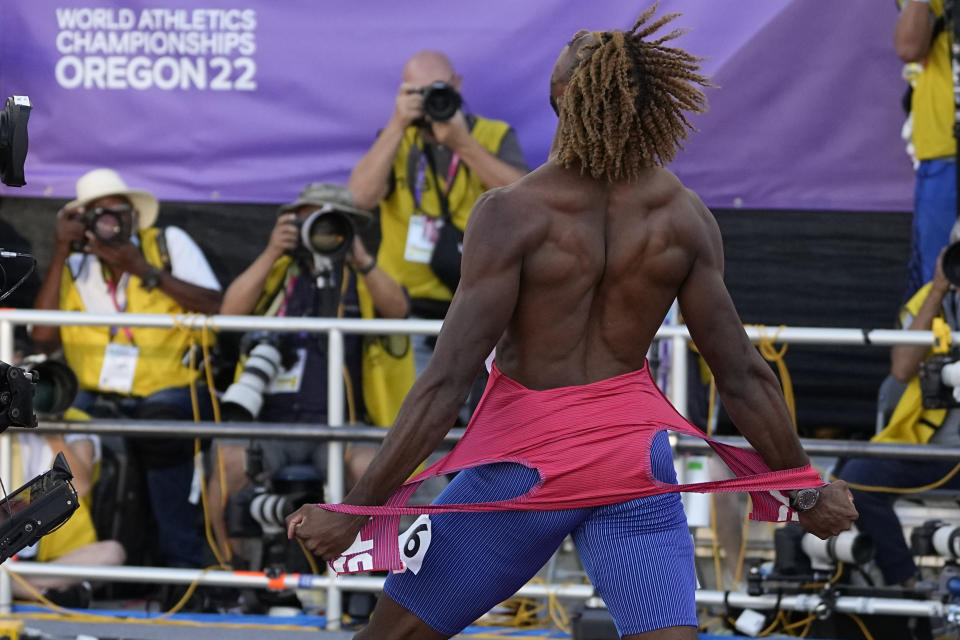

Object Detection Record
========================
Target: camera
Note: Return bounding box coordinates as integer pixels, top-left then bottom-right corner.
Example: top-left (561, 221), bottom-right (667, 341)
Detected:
top-left (912, 520), bottom-right (960, 559)
top-left (774, 523), bottom-right (874, 575)
top-left (0, 95), bottom-right (31, 187)
top-left (942, 241), bottom-right (960, 288)
top-left (290, 205), bottom-right (356, 260)
top-left (69, 205), bottom-right (134, 253)
top-left (0, 360), bottom-right (39, 430)
top-left (16, 355), bottom-right (78, 417)
top-left (418, 81), bottom-right (462, 123)
top-left (221, 332), bottom-right (297, 421)
top-left (225, 445), bottom-right (323, 573)
top-left (0, 452), bottom-right (80, 564)
top-left (918, 348), bottom-right (960, 409)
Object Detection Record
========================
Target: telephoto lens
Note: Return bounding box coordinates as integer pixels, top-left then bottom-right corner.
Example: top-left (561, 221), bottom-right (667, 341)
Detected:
top-left (298, 207), bottom-right (355, 259)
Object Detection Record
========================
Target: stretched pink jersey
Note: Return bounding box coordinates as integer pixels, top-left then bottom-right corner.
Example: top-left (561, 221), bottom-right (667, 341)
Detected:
top-left (322, 360), bottom-right (822, 573)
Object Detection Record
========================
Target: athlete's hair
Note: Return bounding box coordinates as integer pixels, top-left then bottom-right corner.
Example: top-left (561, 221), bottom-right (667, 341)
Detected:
top-left (555, 3), bottom-right (711, 181)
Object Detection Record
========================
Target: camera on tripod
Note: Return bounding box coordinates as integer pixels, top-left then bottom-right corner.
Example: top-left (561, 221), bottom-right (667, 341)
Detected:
top-left (0, 94), bottom-right (31, 187)
top-left (912, 519), bottom-right (960, 559)
top-left (221, 332), bottom-right (298, 421)
top-left (0, 361), bottom-right (80, 563)
top-left (919, 347), bottom-right (960, 409)
top-left (225, 444), bottom-right (323, 572)
top-left (774, 522), bottom-right (875, 576)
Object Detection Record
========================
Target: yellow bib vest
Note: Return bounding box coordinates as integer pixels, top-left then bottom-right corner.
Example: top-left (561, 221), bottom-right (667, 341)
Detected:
top-left (377, 117), bottom-right (511, 302)
top-left (874, 283), bottom-right (946, 444)
top-left (59, 228), bottom-right (205, 397)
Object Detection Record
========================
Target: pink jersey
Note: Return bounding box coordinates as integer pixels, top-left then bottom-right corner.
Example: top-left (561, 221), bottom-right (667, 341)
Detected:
top-left (321, 361), bottom-right (823, 573)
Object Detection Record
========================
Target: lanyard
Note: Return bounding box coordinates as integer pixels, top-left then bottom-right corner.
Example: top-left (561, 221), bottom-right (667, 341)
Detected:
top-left (413, 146), bottom-right (460, 212)
top-left (105, 278), bottom-right (135, 343)
top-left (276, 272), bottom-right (299, 318)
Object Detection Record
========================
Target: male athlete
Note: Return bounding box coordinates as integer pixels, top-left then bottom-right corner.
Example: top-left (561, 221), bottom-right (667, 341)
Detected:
top-left (288, 7), bottom-right (859, 639)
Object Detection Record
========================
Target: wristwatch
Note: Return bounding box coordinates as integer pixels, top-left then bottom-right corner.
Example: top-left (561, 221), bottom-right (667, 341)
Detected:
top-left (139, 266), bottom-right (164, 291)
top-left (788, 487), bottom-right (821, 512)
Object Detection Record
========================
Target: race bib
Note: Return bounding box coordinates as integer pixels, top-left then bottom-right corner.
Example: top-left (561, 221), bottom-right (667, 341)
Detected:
top-left (404, 214), bottom-right (442, 264)
top-left (98, 343), bottom-right (139, 394)
top-left (267, 348), bottom-right (307, 394)
top-left (329, 515), bottom-right (432, 575)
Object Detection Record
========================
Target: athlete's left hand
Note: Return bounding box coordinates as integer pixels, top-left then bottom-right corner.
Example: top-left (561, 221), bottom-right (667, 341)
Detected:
top-left (286, 505), bottom-right (369, 561)
top-left (797, 480), bottom-right (858, 540)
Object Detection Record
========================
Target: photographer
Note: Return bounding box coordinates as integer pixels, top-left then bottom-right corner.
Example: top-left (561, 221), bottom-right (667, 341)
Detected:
top-left (348, 50), bottom-right (527, 374)
top-left (210, 183), bottom-right (408, 562)
top-left (835, 220), bottom-right (960, 586)
top-left (896, 0), bottom-right (956, 299)
top-left (32, 168), bottom-right (222, 569)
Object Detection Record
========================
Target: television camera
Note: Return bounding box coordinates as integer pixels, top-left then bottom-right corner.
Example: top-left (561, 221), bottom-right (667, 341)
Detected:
top-left (0, 284), bottom-right (80, 564)
top-left (0, 95), bottom-right (30, 188)
top-left (0, 92), bottom-right (81, 561)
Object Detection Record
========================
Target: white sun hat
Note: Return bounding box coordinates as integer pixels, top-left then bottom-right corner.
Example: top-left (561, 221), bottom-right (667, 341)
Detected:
top-left (65, 168), bottom-right (160, 229)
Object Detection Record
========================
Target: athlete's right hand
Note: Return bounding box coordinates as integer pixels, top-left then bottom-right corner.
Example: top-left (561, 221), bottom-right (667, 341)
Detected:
top-left (286, 504), bottom-right (369, 561)
top-left (797, 480), bottom-right (858, 540)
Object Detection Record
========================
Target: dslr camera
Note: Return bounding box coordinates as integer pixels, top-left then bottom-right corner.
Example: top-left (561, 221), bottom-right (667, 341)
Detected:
top-left (68, 204), bottom-right (134, 253)
top-left (416, 81), bottom-right (462, 124)
top-left (919, 347), bottom-right (960, 409)
top-left (0, 95), bottom-right (31, 187)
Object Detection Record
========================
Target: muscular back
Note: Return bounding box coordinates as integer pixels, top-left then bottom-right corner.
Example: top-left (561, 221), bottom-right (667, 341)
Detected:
top-left (490, 161), bottom-right (710, 390)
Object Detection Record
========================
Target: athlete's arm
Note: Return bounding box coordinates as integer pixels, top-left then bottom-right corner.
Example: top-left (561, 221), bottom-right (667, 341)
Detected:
top-left (287, 189), bottom-right (531, 557)
top-left (677, 193), bottom-right (857, 539)
top-left (346, 189), bottom-right (525, 505)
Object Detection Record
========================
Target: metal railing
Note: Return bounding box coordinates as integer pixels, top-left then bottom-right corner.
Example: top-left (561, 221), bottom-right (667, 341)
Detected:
top-left (0, 308), bottom-right (947, 630)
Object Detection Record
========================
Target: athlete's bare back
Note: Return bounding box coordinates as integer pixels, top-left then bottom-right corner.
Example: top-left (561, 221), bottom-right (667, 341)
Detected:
top-left (493, 160), bottom-right (709, 389)
top-left (289, 18), bottom-right (858, 640)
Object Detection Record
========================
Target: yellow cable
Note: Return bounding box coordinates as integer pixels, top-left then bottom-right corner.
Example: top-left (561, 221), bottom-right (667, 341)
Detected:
top-left (847, 613), bottom-right (877, 640)
top-left (803, 561), bottom-right (844, 589)
top-left (753, 325), bottom-right (796, 428)
top-left (296, 538), bottom-right (320, 576)
top-left (197, 438), bottom-right (228, 568)
top-left (200, 317), bottom-right (221, 423)
top-left (757, 610), bottom-right (786, 637)
top-left (825, 460), bottom-right (960, 494)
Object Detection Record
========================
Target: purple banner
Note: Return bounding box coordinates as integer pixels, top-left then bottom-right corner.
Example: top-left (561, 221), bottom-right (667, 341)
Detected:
top-left (0, 1), bottom-right (912, 211)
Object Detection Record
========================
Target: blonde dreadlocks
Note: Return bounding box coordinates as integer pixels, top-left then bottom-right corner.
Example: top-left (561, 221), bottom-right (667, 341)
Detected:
top-left (555, 3), bottom-right (710, 182)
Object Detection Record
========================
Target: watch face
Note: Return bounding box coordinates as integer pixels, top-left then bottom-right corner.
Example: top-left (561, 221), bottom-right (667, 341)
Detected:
top-left (794, 488), bottom-right (819, 511)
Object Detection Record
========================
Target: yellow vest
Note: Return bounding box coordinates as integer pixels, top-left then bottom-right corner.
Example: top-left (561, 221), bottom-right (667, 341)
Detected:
top-left (903, 0), bottom-right (955, 159)
top-left (378, 117), bottom-right (511, 302)
top-left (60, 228), bottom-right (204, 397)
top-left (874, 283), bottom-right (946, 444)
top-left (357, 277), bottom-right (415, 427)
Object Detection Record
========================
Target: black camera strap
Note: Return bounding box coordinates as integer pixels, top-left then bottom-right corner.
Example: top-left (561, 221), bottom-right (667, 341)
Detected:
top-left (943, 290), bottom-right (960, 330)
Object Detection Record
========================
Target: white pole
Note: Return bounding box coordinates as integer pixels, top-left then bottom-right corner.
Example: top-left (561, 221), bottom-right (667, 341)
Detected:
top-left (4, 563), bottom-right (957, 620)
top-left (325, 328), bottom-right (345, 631)
top-left (0, 320), bottom-right (13, 614)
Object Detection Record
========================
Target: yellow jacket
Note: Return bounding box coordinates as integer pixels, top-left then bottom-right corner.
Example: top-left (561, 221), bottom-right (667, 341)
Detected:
top-left (59, 228), bottom-right (203, 397)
